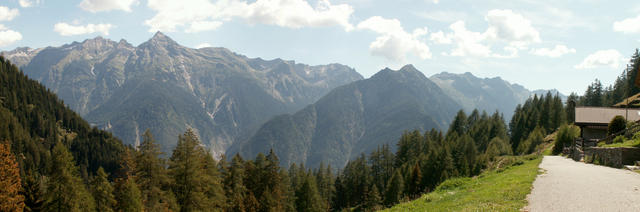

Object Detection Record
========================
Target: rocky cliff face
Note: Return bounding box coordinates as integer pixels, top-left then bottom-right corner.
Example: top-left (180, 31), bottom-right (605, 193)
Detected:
top-left (4, 32), bottom-right (363, 156)
top-left (230, 65), bottom-right (461, 168)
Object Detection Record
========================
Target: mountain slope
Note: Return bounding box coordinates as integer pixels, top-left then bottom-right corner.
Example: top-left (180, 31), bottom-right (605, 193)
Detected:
top-left (3, 32), bottom-right (363, 156)
top-left (229, 65), bottom-right (461, 168)
top-left (430, 72), bottom-right (564, 119)
top-left (0, 56), bottom-right (125, 176)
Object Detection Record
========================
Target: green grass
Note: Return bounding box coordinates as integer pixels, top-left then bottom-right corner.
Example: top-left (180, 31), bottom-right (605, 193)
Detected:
top-left (598, 139), bottom-right (640, 148)
top-left (382, 156), bottom-right (543, 212)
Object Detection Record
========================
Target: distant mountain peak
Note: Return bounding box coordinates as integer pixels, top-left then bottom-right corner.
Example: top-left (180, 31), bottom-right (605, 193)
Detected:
top-left (150, 31), bottom-right (171, 42)
top-left (400, 64), bottom-right (417, 72)
top-left (139, 31), bottom-right (180, 50)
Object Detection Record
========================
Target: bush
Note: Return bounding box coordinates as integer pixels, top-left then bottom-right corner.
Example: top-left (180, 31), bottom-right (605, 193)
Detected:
top-left (485, 137), bottom-right (512, 159)
top-left (552, 125), bottom-right (580, 155)
top-left (608, 115), bottom-right (627, 135)
top-left (435, 178), bottom-right (470, 191)
top-left (613, 135), bottom-right (625, 143)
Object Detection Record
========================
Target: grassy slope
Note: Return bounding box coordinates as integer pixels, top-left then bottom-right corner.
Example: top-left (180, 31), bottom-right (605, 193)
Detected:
top-left (383, 157), bottom-right (543, 212)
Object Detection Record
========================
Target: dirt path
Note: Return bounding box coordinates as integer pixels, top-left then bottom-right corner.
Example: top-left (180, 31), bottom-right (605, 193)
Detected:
top-left (526, 156), bottom-right (640, 211)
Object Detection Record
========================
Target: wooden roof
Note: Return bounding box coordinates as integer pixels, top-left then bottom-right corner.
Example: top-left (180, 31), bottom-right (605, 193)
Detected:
top-left (575, 106), bottom-right (640, 126)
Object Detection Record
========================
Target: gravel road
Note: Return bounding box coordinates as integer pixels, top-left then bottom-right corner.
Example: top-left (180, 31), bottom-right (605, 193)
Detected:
top-left (526, 156), bottom-right (640, 212)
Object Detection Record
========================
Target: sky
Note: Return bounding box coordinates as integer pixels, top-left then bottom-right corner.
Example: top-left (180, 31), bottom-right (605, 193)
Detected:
top-left (0, 0), bottom-right (639, 95)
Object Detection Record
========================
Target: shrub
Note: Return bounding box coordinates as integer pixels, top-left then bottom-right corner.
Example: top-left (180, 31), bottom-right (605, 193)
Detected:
top-left (608, 115), bottom-right (627, 135)
top-left (435, 178), bottom-right (470, 192)
top-left (613, 135), bottom-right (625, 143)
top-left (552, 125), bottom-right (580, 155)
top-left (485, 137), bottom-right (512, 159)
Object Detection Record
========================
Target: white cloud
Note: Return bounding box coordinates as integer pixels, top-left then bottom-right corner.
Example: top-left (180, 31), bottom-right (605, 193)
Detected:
top-left (0, 25), bottom-right (22, 46)
top-left (484, 9), bottom-right (540, 48)
top-left (79, 0), bottom-right (138, 13)
top-left (613, 15), bottom-right (640, 34)
top-left (429, 30), bottom-right (451, 44)
top-left (186, 21), bottom-right (223, 33)
top-left (0, 6), bottom-right (19, 21)
top-left (145, 0), bottom-right (354, 33)
top-left (530, 45), bottom-right (576, 58)
top-left (196, 43), bottom-right (212, 48)
top-left (357, 16), bottom-right (431, 61)
top-left (444, 21), bottom-right (491, 57)
top-left (432, 9), bottom-right (541, 58)
top-left (19, 0), bottom-right (40, 7)
top-left (53, 22), bottom-right (114, 36)
top-left (575, 50), bottom-right (624, 69)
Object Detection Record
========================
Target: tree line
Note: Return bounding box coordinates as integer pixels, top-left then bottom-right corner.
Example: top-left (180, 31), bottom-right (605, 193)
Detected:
top-left (0, 55), bottom-right (566, 211)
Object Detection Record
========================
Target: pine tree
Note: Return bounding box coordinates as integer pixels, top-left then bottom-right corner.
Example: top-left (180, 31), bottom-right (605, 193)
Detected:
top-left (114, 149), bottom-right (143, 212)
top-left (202, 151), bottom-right (227, 209)
top-left (114, 177), bottom-right (143, 212)
top-left (22, 172), bottom-right (45, 212)
top-left (44, 141), bottom-right (96, 212)
top-left (384, 170), bottom-right (404, 206)
top-left (91, 167), bottom-right (116, 212)
top-left (363, 184), bottom-right (382, 211)
top-left (225, 154), bottom-right (247, 212)
top-left (169, 129), bottom-right (225, 211)
top-left (135, 130), bottom-right (178, 211)
top-left (406, 163), bottom-right (422, 198)
top-left (295, 173), bottom-right (323, 212)
top-left (448, 110), bottom-right (468, 137)
top-left (0, 141), bottom-right (24, 211)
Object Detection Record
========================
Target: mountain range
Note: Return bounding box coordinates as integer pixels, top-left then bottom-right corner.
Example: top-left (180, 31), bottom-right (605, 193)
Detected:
top-left (2, 33), bottom-right (563, 166)
top-left (430, 72), bottom-right (565, 120)
top-left (2, 32), bottom-right (363, 156)
top-left (228, 65), bottom-right (460, 168)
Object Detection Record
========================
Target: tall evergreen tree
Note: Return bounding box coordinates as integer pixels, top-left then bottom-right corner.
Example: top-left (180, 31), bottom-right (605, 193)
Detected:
top-left (225, 154), bottom-right (248, 212)
top-left (114, 149), bottom-right (143, 212)
top-left (44, 141), bottom-right (96, 212)
top-left (384, 170), bottom-right (404, 206)
top-left (295, 173), bottom-right (323, 212)
top-left (169, 129), bottom-right (225, 211)
top-left (90, 167), bottom-right (116, 212)
top-left (135, 130), bottom-right (178, 211)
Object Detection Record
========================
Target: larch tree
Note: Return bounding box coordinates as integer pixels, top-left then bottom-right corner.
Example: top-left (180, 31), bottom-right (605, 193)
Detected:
top-left (0, 141), bottom-right (24, 211)
top-left (114, 148), bottom-right (143, 212)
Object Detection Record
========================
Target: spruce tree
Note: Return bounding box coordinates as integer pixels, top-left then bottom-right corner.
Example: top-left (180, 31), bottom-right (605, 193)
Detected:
top-left (90, 167), bottom-right (116, 212)
top-left (295, 173), bottom-right (323, 212)
top-left (169, 129), bottom-right (225, 211)
top-left (384, 170), bottom-right (404, 206)
top-left (135, 130), bottom-right (178, 211)
top-left (44, 141), bottom-right (96, 212)
top-left (225, 154), bottom-right (247, 212)
top-left (363, 184), bottom-right (382, 211)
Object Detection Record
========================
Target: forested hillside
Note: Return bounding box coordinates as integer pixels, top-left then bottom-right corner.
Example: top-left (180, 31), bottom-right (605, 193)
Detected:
top-left (0, 57), bottom-right (126, 211)
top-left (0, 54), bottom-right (573, 211)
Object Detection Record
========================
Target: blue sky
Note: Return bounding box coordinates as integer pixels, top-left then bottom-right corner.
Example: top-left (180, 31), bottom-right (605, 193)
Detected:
top-left (1, 0), bottom-right (639, 95)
